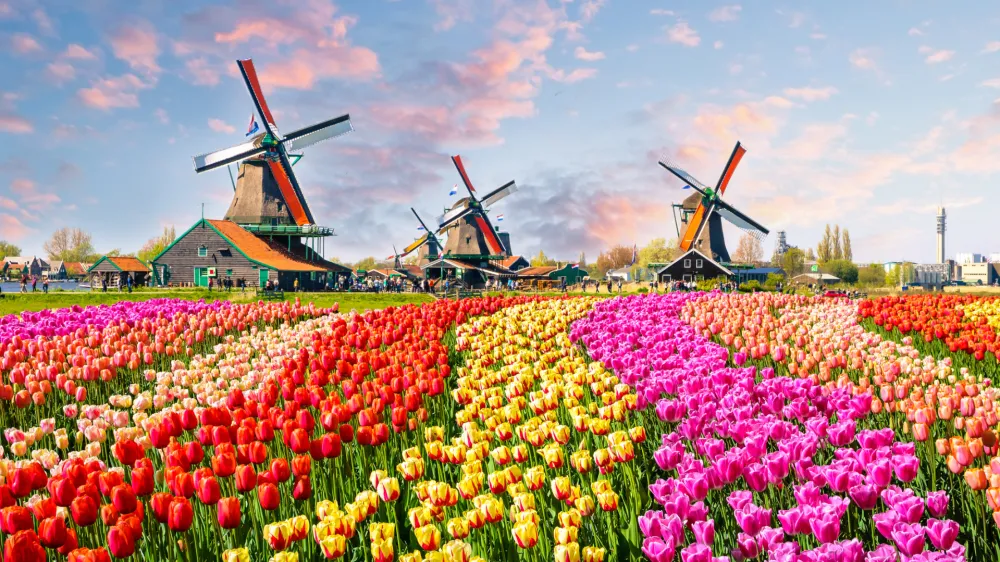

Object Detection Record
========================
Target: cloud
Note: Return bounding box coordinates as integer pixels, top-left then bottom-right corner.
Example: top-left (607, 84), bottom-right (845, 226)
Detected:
top-left (11, 32), bottom-right (42, 53)
top-left (908, 27), bottom-right (923, 36)
top-left (31, 8), bottom-right (53, 35)
top-left (849, 48), bottom-right (878, 70)
top-left (982, 78), bottom-right (1000, 88)
top-left (63, 44), bottom-right (98, 60)
top-left (626, 44), bottom-right (639, 52)
top-left (10, 178), bottom-right (60, 211)
top-left (665, 22), bottom-right (700, 47)
top-left (714, 40), bottom-right (723, 49)
top-left (46, 61), bottom-right (76, 83)
top-left (810, 33), bottom-right (826, 40)
top-left (762, 96), bottom-right (795, 108)
top-left (708, 5), bottom-right (741, 22)
top-left (984, 41), bottom-right (1000, 54)
top-left (77, 74), bottom-right (150, 110)
top-left (110, 20), bottom-right (160, 76)
top-left (0, 214), bottom-right (30, 241)
top-left (650, 9), bottom-right (675, 16)
top-left (574, 46), bottom-right (605, 61)
top-left (154, 108), bottom-right (169, 124)
top-left (0, 114), bottom-right (32, 133)
top-left (208, 118), bottom-right (235, 133)
top-left (918, 46), bottom-right (955, 64)
top-left (184, 57), bottom-right (220, 86)
top-left (783, 86), bottom-right (838, 101)
top-left (428, 0), bottom-right (474, 32)
top-left (579, 0), bottom-right (606, 23)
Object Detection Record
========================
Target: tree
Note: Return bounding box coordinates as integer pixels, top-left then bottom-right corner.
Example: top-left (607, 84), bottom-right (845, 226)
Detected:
top-left (354, 256), bottom-right (377, 271)
top-left (0, 241), bottom-right (21, 260)
top-left (44, 228), bottom-right (95, 262)
top-left (577, 252), bottom-right (587, 268)
top-left (817, 225), bottom-right (834, 263)
top-left (858, 263), bottom-right (886, 286)
top-left (886, 264), bottom-right (900, 287)
top-left (832, 225), bottom-right (843, 260)
top-left (731, 233), bottom-right (764, 264)
top-left (824, 259), bottom-right (858, 284)
top-left (594, 245), bottom-right (635, 277)
top-left (137, 226), bottom-right (176, 263)
top-left (638, 238), bottom-right (675, 268)
top-left (841, 229), bottom-right (853, 262)
top-left (805, 247), bottom-right (816, 261)
top-left (530, 250), bottom-right (556, 267)
top-left (781, 247), bottom-right (806, 277)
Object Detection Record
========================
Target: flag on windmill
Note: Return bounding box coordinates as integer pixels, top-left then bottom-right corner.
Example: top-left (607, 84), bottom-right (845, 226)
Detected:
top-left (496, 214), bottom-right (504, 221)
top-left (245, 114), bottom-right (259, 137)
top-left (417, 225), bottom-right (426, 231)
top-left (448, 184), bottom-right (458, 196)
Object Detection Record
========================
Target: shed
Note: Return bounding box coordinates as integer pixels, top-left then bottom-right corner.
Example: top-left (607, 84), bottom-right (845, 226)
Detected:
top-left (607, 267), bottom-right (632, 282)
top-left (791, 272), bottom-right (841, 285)
top-left (548, 264), bottom-right (588, 285)
top-left (656, 249), bottom-right (733, 283)
top-left (500, 255), bottom-right (530, 272)
top-left (87, 256), bottom-right (151, 289)
top-left (46, 261), bottom-right (66, 279)
top-left (735, 267), bottom-right (785, 284)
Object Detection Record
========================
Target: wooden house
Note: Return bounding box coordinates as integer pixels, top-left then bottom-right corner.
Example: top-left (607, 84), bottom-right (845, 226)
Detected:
top-left (656, 249), bottom-right (733, 283)
top-left (3, 256), bottom-right (46, 278)
top-left (500, 255), bottom-right (530, 272)
top-left (88, 256), bottom-right (151, 289)
top-left (151, 219), bottom-right (350, 290)
top-left (46, 260), bottom-right (67, 280)
top-left (64, 262), bottom-right (89, 279)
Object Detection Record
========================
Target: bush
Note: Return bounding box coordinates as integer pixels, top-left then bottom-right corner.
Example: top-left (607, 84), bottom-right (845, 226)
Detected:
top-left (636, 288), bottom-right (649, 294)
top-left (738, 280), bottom-right (763, 293)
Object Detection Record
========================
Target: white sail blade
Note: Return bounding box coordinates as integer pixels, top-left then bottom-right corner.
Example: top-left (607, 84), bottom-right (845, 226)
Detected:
top-left (282, 114), bottom-right (353, 152)
top-left (480, 181), bottom-right (518, 208)
top-left (193, 140), bottom-right (266, 173)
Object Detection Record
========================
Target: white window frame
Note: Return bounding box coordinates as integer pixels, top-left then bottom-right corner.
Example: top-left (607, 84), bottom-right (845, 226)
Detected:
top-left (684, 259), bottom-right (692, 268)
top-left (696, 259), bottom-right (703, 268)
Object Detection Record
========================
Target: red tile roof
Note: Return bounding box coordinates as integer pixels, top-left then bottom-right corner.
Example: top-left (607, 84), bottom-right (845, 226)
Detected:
top-left (207, 220), bottom-right (326, 272)
top-left (64, 262), bottom-right (87, 275)
top-left (517, 266), bottom-right (558, 277)
top-left (108, 256), bottom-right (151, 272)
top-left (501, 255), bottom-right (526, 269)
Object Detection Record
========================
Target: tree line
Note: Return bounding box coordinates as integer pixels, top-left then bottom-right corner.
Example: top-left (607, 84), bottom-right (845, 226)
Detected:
top-left (0, 226), bottom-right (177, 264)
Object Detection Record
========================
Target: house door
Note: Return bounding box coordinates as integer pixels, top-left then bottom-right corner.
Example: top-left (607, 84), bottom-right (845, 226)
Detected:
top-left (259, 269), bottom-right (269, 287)
top-left (194, 268), bottom-right (210, 287)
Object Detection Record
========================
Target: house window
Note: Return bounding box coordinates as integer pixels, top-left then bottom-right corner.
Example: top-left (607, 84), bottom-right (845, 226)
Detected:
top-left (198, 246), bottom-right (208, 257)
top-left (225, 269), bottom-right (233, 276)
top-left (696, 259), bottom-right (703, 268)
top-left (683, 274), bottom-right (693, 282)
top-left (219, 248), bottom-right (232, 257)
top-left (684, 259), bottom-right (692, 268)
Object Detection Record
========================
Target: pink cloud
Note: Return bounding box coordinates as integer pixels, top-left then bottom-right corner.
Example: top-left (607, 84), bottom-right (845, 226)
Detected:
top-left (783, 86), bottom-right (838, 101)
top-left (984, 41), bottom-right (1000, 54)
top-left (256, 46), bottom-right (380, 89)
top-left (63, 44), bottom-right (98, 60)
top-left (10, 178), bottom-right (60, 211)
top-left (0, 214), bottom-right (30, 241)
top-left (579, 0), bottom-right (606, 23)
top-left (77, 74), bottom-right (150, 110)
top-left (574, 46), bottom-right (605, 61)
top-left (0, 114), bottom-right (32, 133)
top-left (549, 67), bottom-right (598, 83)
top-left (918, 46), bottom-right (955, 64)
top-left (110, 20), bottom-right (160, 76)
top-left (666, 22), bottom-right (700, 47)
top-left (11, 33), bottom-right (41, 53)
top-left (849, 48), bottom-right (878, 70)
top-left (46, 61), bottom-right (76, 83)
top-left (32, 8), bottom-right (53, 35)
top-left (207, 118), bottom-right (235, 134)
top-left (0, 196), bottom-right (16, 210)
top-left (429, 0), bottom-right (474, 32)
top-left (185, 58), bottom-right (220, 86)
top-left (708, 5), bottom-right (742, 22)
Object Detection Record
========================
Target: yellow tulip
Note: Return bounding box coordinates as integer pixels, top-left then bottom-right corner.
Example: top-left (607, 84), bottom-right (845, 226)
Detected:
top-left (399, 553), bottom-right (423, 562)
top-left (447, 517), bottom-right (470, 539)
top-left (582, 546), bottom-right (606, 562)
top-left (370, 522), bottom-right (395, 542)
top-left (409, 506), bottom-right (433, 529)
top-left (370, 469), bottom-right (388, 490)
top-left (524, 466), bottom-right (546, 491)
top-left (415, 524), bottom-right (442, 551)
top-left (441, 539), bottom-right (473, 562)
top-left (512, 521), bottom-right (539, 549)
top-left (554, 542), bottom-right (581, 562)
top-left (551, 476), bottom-right (572, 501)
top-left (371, 539), bottom-right (394, 562)
top-left (553, 526), bottom-right (578, 545)
top-left (319, 534), bottom-right (347, 560)
top-left (222, 548), bottom-right (250, 562)
top-left (269, 553), bottom-right (298, 562)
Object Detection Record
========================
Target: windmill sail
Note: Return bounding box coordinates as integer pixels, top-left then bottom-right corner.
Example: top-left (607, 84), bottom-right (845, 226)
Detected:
top-left (480, 180), bottom-right (518, 208)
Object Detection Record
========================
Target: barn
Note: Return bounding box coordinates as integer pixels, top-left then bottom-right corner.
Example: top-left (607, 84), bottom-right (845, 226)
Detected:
top-left (656, 249), bottom-right (733, 283)
top-left (87, 256), bottom-right (152, 289)
top-left (151, 219), bottom-right (350, 290)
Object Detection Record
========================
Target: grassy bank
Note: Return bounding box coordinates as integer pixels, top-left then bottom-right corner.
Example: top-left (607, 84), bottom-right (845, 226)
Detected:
top-left (0, 288), bottom-right (435, 316)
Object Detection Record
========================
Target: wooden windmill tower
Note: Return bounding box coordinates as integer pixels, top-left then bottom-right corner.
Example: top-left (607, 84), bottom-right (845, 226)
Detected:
top-left (389, 208), bottom-right (443, 266)
top-left (436, 155), bottom-right (518, 259)
top-left (191, 58), bottom-right (353, 263)
top-left (659, 142), bottom-right (768, 263)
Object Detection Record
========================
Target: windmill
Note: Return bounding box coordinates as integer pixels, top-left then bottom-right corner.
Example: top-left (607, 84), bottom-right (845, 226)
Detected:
top-left (436, 155), bottom-right (518, 258)
top-left (192, 58), bottom-right (353, 228)
top-left (658, 141), bottom-right (768, 263)
top-left (392, 208), bottom-right (443, 265)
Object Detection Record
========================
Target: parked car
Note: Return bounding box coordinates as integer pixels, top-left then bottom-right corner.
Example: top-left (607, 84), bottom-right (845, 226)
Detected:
top-left (823, 290), bottom-right (848, 298)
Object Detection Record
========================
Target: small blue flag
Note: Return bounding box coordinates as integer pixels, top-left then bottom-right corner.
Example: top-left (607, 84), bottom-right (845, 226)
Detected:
top-left (417, 225), bottom-right (426, 231)
top-left (683, 185), bottom-right (692, 189)
top-left (246, 114), bottom-right (259, 137)
top-left (449, 184), bottom-right (458, 196)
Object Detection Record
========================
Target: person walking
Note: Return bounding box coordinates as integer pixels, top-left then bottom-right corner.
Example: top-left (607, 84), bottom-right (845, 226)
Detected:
top-left (293, 277), bottom-right (299, 292)
top-left (31, 275), bottom-right (37, 292)
top-left (42, 277), bottom-right (48, 294)
top-left (19, 275), bottom-right (26, 293)
top-left (208, 277), bottom-right (213, 292)
top-left (126, 274), bottom-right (133, 293)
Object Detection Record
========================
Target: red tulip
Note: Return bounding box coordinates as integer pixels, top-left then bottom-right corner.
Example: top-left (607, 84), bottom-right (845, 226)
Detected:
top-left (173, 472), bottom-right (195, 498)
top-left (98, 472), bottom-right (124, 498)
top-left (257, 483), bottom-right (280, 511)
top-left (38, 516), bottom-right (68, 548)
top-left (291, 455), bottom-right (311, 477)
top-left (113, 440), bottom-right (141, 467)
top-left (167, 498), bottom-right (193, 532)
top-left (211, 453), bottom-right (236, 478)
top-left (217, 497), bottom-right (241, 529)
top-left (110, 485), bottom-right (136, 515)
top-left (292, 476), bottom-right (311, 501)
top-left (321, 433), bottom-right (342, 459)
top-left (235, 465), bottom-right (256, 493)
top-left (50, 477), bottom-right (77, 507)
top-left (3, 530), bottom-right (45, 562)
top-left (107, 525), bottom-right (135, 558)
top-left (196, 477), bottom-right (221, 506)
top-left (270, 459), bottom-right (290, 483)
top-left (32, 497), bottom-right (56, 521)
top-left (70, 496), bottom-right (98, 527)
top-left (356, 426), bottom-right (373, 446)
top-left (339, 424), bottom-right (354, 443)
top-left (100, 504), bottom-right (119, 527)
top-left (1, 506), bottom-right (33, 534)
top-left (0, 485), bottom-right (14, 509)
top-left (58, 528), bottom-right (78, 556)
top-left (68, 547), bottom-right (112, 562)
top-left (130, 467), bottom-right (154, 497)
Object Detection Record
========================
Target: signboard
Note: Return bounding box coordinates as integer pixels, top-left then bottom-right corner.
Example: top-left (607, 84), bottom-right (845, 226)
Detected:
top-left (206, 267), bottom-right (217, 277)
top-left (811, 264), bottom-right (819, 272)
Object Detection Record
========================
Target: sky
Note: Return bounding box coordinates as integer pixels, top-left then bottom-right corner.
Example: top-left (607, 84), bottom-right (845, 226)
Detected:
top-left (1, 0), bottom-right (999, 265)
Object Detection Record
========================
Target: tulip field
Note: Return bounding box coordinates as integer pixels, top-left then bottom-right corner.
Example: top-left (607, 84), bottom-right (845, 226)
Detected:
top-left (3, 292), bottom-right (1000, 561)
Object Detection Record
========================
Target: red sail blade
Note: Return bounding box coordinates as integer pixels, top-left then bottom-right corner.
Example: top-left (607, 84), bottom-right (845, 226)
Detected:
top-left (238, 59), bottom-right (278, 130)
top-left (267, 160), bottom-right (311, 226)
top-left (715, 142), bottom-right (746, 197)
top-left (473, 215), bottom-right (505, 255)
top-left (679, 203), bottom-right (708, 252)
top-left (452, 155), bottom-right (477, 194)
